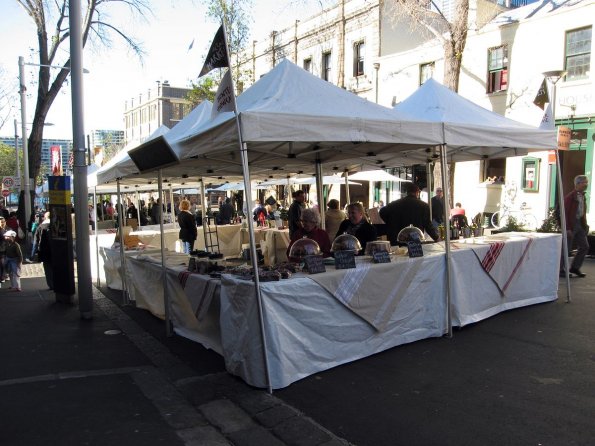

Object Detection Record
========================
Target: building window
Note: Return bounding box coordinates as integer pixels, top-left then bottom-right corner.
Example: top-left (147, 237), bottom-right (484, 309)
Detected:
top-left (521, 157), bottom-right (540, 192)
top-left (487, 45), bottom-right (508, 93)
top-left (565, 26), bottom-right (591, 82)
top-left (353, 41), bottom-right (365, 77)
top-left (322, 52), bottom-right (332, 82)
top-left (419, 62), bottom-right (435, 85)
top-left (303, 58), bottom-right (312, 72)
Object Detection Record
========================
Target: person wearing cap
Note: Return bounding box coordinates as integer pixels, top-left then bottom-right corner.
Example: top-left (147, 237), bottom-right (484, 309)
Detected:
top-left (379, 183), bottom-right (439, 245)
top-left (0, 216), bottom-right (7, 283)
top-left (4, 230), bottom-right (22, 291)
top-left (431, 187), bottom-right (445, 229)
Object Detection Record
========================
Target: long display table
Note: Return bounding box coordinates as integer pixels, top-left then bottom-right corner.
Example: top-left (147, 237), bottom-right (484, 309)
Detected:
top-left (118, 232), bottom-right (561, 389)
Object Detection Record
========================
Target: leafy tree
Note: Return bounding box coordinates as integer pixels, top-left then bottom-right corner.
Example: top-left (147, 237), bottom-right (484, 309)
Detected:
top-left (14, 0), bottom-right (149, 222)
top-left (187, 77), bottom-right (217, 107)
top-left (0, 142), bottom-right (19, 179)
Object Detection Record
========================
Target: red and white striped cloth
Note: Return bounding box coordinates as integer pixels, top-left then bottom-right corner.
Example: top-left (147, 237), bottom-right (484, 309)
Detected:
top-left (471, 237), bottom-right (534, 295)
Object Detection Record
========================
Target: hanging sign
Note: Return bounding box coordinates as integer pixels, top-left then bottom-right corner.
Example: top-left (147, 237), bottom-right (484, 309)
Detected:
top-left (557, 126), bottom-right (571, 151)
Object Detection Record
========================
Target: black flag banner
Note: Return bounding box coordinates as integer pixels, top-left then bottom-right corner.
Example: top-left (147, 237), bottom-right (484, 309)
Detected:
top-left (533, 78), bottom-right (549, 110)
top-left (199, 25), bottom-right (229, 77)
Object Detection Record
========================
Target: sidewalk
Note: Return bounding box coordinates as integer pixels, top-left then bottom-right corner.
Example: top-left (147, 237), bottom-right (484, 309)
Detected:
top-left (0, 264), bottom-right (350, 446)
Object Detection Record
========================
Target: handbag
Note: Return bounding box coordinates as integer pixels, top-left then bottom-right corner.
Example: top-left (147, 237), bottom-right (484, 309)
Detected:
top-left (17, 226), bottom-right (25, 240)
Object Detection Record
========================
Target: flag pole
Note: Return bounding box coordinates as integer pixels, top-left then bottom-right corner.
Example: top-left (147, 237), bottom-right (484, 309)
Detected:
top-left (220, 24), bottom-right (273, 393)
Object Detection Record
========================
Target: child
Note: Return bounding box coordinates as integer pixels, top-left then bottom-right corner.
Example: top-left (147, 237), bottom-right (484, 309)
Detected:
top-left (4, 230), bottom-right (23, 291)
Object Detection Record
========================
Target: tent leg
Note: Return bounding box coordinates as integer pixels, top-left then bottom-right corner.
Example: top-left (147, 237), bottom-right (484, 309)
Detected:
top-left (158, 170), bottom-right (173, 336)
top-left (440, 145), bottom-right (453, 337)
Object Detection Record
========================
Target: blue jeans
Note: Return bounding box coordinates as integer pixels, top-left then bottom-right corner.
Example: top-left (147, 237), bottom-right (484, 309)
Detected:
top-left (182, 240), bottom-right (194, 254)
top-left (6, 257), bottom-right (21, 289)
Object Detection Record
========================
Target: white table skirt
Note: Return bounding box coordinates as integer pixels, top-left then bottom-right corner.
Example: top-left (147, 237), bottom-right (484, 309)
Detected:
top-left (219, 253), bottom-right (448, 389)
top-left (449, 232), bottom-right (561, 326)
top-left (117, 232), bottom-right (561, 389)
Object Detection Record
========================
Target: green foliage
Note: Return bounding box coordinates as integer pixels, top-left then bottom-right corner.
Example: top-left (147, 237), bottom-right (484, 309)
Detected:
top-left (0, 142), bottom-right (18, 178)
top-left (537, 208), bottom-right (561, 233)
top-left (186, 77), bottom-right (217, 107)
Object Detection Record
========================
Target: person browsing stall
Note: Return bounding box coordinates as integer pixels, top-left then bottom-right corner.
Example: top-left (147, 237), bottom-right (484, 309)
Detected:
top-left (177, 199), bottom-right (198, 254)
top-left (286, 208), bottom-right (331, 258)
top-left (3, 230), bottom-right (22, 291)
top-left (335, 202), bottom-right (377, 252)
top-left (288, 190), bottom-right (306, 237)
top-left (431, 187), bottom-right (445, 229)
top-left (379, 183), bottom-right (439, 245)
top-left (325, 199), bottom-right (346, 241)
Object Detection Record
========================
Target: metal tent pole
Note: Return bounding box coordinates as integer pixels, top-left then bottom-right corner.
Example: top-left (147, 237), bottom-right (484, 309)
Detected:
top-left (440, 145), bottom-right (453, 337)
top-left (158, 170), bottom-right (172, 336)
top-left (315, 160), bottom-right (325, 229)
top-left (116, 179), bottom-right (129, 305)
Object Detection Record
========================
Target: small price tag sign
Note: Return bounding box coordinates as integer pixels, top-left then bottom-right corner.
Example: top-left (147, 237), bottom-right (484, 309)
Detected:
top-left (372, 251), bottom-right (391, 263)
top-left (407, 240), bottom-right (424, 258)
top-left (304, 255), bottom-right (326, 274)
top-left (334, 250), bottom-right (356, 269)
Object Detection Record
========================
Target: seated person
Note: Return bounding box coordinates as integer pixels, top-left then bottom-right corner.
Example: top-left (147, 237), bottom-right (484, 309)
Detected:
top-left (286, 208), bottom-right (331, 259)
top-left (335, 202), bottom-right (377, 253)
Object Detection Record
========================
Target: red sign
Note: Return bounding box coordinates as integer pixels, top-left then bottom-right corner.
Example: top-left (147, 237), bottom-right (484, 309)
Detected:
top-left (51, 145), bottom-right (63, 176)
top-left (1, 189), bottom-right (10, 198)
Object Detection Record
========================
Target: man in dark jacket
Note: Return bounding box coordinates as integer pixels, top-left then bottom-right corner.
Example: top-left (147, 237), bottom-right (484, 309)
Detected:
top-left (218, 198), bottom-right (234, 225)
top-left (380, 183), bottom-right (439, 245)
top-left (562, 174), bottom-right (589, 277)
top-left (287, 190), bottom-right (306, 238)
top-left (431, 187), bottom-right (445, 227)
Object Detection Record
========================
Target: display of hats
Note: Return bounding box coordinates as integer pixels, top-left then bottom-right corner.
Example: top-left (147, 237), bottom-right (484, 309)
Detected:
top-left (397, 225), bottom-right (424, 243)
top-left (288, 237), bottom-right (321, 262)
top-left (331, 233), bottom-right (362, 254)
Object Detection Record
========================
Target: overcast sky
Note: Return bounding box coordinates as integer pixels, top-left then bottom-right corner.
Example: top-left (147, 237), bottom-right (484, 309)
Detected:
top-left (0, 0), bottom-right (327, 140)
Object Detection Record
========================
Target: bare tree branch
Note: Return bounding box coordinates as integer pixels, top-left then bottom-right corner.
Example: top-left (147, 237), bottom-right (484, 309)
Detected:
top-left (13, 0), bottom-right (151, 225)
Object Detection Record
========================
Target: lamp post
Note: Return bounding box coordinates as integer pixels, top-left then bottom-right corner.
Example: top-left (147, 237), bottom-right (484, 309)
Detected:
top-left (373, 62), bottom-right (380, 104)
top-left (13, 119), bottom-right (21, 192)
top-left (18, 56), bottom-right (32, 231)
top-left (543, 69), bottom-right (571, 302)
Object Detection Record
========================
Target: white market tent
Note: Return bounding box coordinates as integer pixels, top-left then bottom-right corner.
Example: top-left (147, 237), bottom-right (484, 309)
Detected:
top-left (392, 78), bottom-right (556, 163)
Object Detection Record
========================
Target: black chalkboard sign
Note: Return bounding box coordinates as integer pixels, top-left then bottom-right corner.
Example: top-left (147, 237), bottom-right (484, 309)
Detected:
top-left (372, 251), bottom-right (391, 263)
top-left (304, 255), bottom-right (326, 274)
top-left (334, 250), bottom-right (356, 269)
top-left (407, 240), bottom-right (424, 258)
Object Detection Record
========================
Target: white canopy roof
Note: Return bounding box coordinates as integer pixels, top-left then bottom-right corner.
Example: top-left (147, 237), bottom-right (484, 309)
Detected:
top-left (96, 60), bottom-right (444, 186)
top-left (392, 78), bottom-right (556, 162)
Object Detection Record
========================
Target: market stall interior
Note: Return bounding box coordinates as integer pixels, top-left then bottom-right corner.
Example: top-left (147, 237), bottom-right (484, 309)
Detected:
top-left (93, 59), bottom-right (559, 391)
